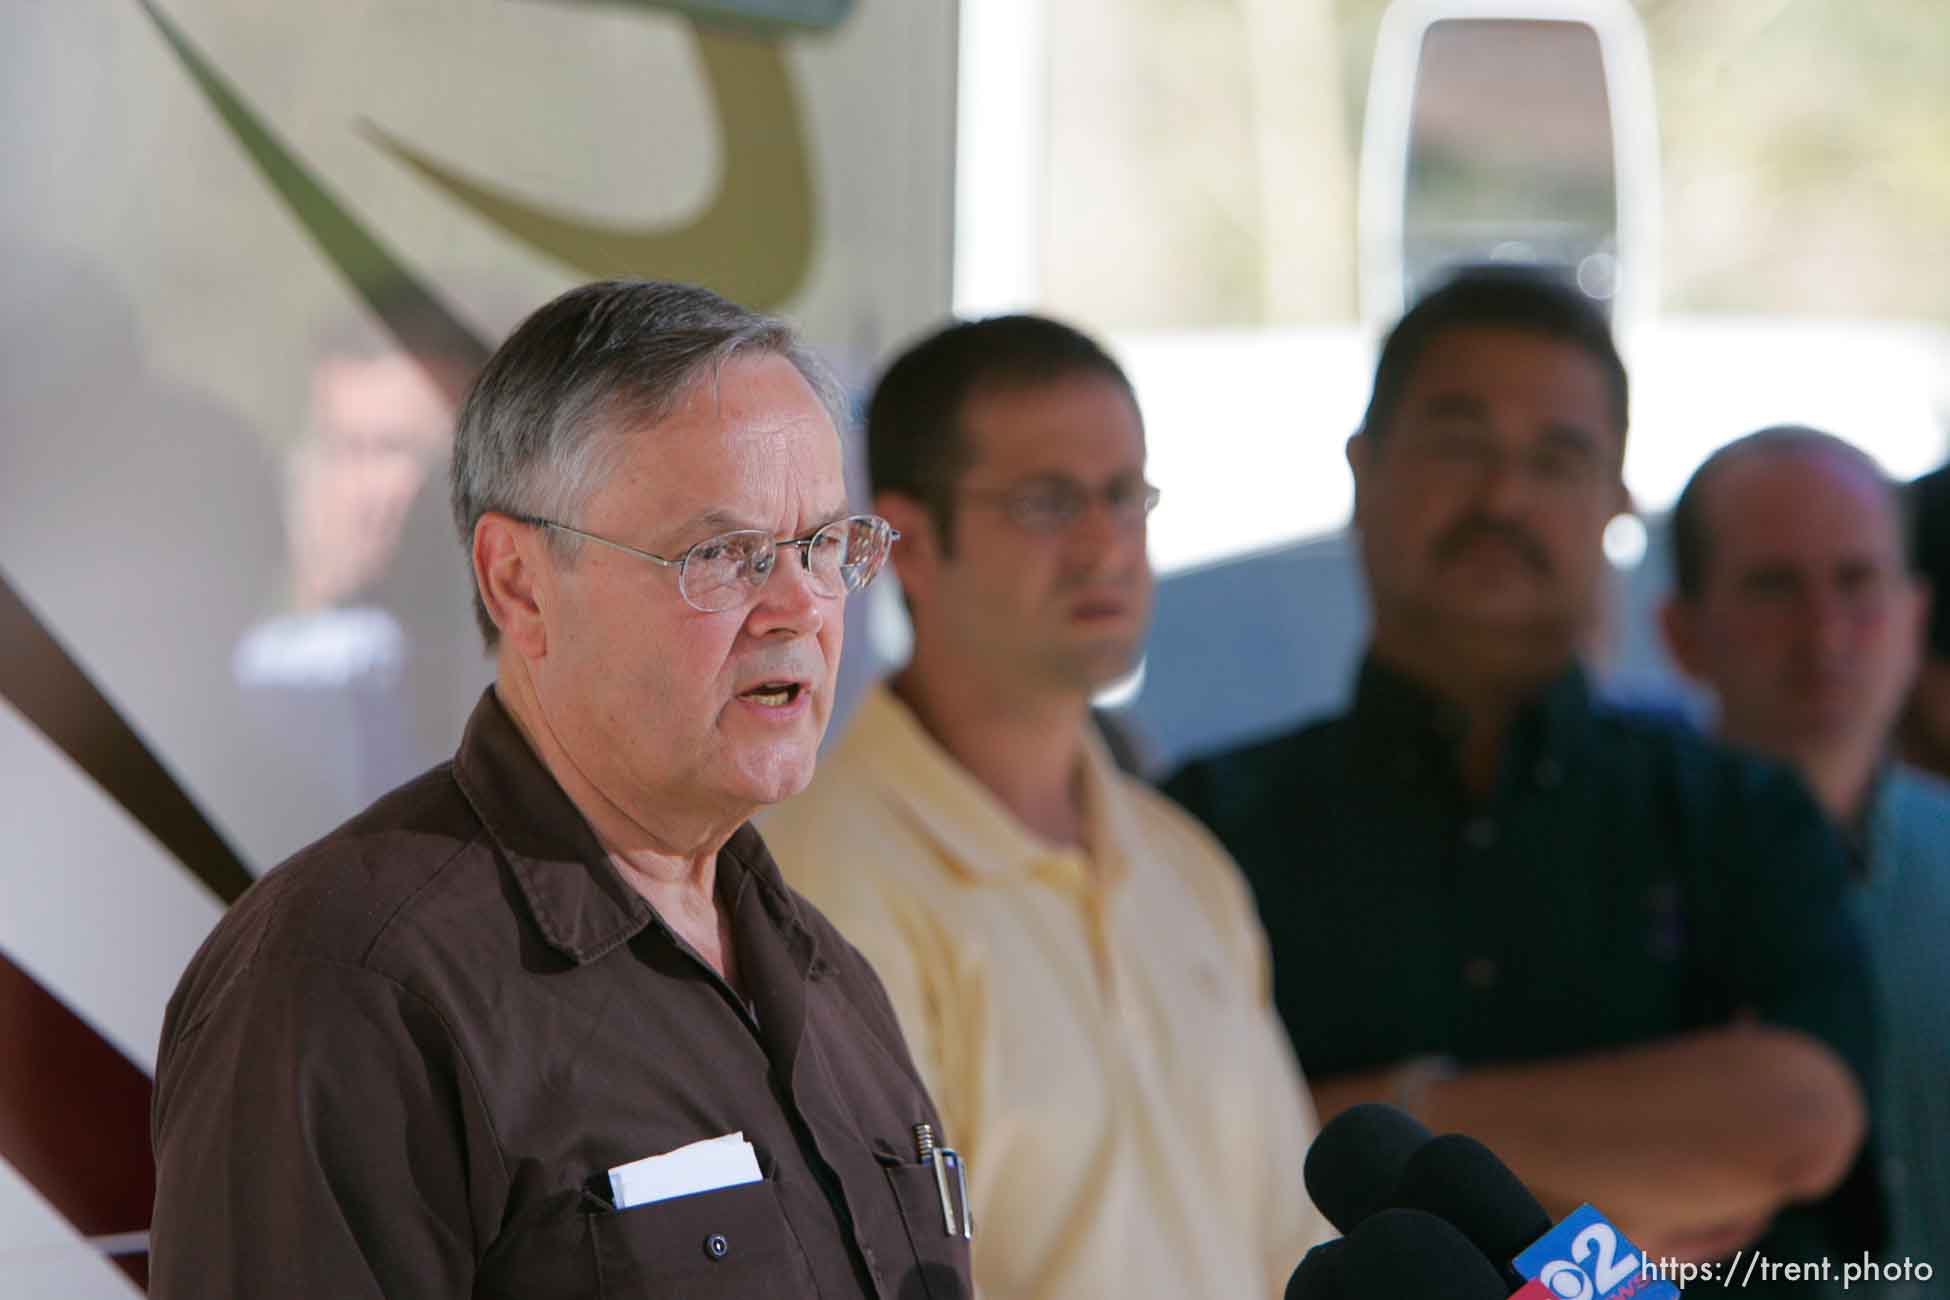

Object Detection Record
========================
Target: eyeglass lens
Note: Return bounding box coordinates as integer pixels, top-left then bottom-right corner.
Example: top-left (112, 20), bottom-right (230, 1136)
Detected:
top-left (679, 516), bottom-right (894, 612)
top-left (1007, 479), bottom-right (1159, 531)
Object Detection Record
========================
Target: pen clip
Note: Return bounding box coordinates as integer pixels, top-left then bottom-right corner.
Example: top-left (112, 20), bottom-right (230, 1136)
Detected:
top-left (932, 1145), bottom-right (973, 1240)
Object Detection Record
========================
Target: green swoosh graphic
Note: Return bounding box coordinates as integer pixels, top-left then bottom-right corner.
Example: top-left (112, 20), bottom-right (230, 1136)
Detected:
top-left (559, 0), bottom-right (853, 34)
top-left (360, 27), bottom-right (815, 309)
top-left (132, 0), bottom-right (490, 398)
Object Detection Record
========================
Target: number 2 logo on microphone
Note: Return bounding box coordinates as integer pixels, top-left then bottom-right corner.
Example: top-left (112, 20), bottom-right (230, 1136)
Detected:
top-left (1513, 1205), bottom-right (1680, 1300)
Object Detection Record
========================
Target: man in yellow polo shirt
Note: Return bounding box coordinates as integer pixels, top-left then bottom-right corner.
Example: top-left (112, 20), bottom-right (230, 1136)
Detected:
top-left (763, 315), bottom-right (1328, 1299)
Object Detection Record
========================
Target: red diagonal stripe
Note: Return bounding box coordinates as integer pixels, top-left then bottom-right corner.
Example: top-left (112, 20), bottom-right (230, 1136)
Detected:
top-left (0, 952), bottom-right (151, 1289)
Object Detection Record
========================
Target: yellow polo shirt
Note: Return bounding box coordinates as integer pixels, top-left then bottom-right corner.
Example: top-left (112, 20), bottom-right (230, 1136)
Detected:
top-left (762, 684), bottom-right (1329, 1300)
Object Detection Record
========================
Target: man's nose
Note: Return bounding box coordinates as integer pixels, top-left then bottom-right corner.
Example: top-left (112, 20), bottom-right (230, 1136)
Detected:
top-left (1805, 585), bottom-right (1859, 657)
top-left (746, 546), bottom-right (826, 637)
top-left (1065, 497), bottom-right (1144, 572)
top-left (1472, 446), bottom-right (1537, 515)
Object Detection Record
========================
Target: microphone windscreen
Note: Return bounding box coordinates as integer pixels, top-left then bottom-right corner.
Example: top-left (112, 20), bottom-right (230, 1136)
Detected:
top-left (1303, 1102), bottom-right (1434, 1233)
top-left (1336, 1208), bottom-right (1509, 1299)
top-left (1389, 1132), bottom-right (1552, 1263)
top-left (1281, 1239), bottom-right (1344, 1300)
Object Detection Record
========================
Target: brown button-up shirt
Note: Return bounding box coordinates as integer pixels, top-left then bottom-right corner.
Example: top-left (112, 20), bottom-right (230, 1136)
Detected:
top-left (151, 689), bottom-right (972, 1299)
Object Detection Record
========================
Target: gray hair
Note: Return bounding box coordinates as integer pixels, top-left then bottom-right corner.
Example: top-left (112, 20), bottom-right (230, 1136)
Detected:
top-left (450, 279), bottom-right (846, 647)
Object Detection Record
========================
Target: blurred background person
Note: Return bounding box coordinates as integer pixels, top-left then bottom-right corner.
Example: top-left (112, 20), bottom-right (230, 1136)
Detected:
top-left (1167, 268), bottom-right (1872, 1283)
top-left (765, 315), bottom-right (1327, 1300)
top-left (232, 293), bottom-right (485, 818)
top-left (282, 320), bottom-right (457, 621)
top-left (1899, 462), bottom-right (1950, 782)
top-left (1663, 427), bottom-right (1948, 1287)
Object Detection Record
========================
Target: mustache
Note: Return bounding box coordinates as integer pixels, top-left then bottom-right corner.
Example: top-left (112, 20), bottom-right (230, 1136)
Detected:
top-left (1431, 515), bottom-right (1553, 575)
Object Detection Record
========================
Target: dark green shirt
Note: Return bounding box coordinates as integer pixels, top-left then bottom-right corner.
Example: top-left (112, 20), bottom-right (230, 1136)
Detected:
top-left (1165, 655), bottom-right (1877, 1278)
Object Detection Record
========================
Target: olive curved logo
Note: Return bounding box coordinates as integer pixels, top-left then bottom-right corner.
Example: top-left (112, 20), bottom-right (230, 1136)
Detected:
top-left (132, 0), bottom-right (823, 338)
top-left (359, 27), bottom-right (814, 307)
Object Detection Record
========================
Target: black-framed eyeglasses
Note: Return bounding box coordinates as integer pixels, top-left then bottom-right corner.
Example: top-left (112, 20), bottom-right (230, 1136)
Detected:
top-left (959, 477), bottom-right (1161, 535)
top-left (512, 512), bottom-right (900, 614)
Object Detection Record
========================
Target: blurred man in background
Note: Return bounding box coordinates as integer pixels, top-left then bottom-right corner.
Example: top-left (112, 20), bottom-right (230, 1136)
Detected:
top-left (233, 296), bottom-right (485, 822)
top-left (765, 315), bottom-right (1328, 1299)
top-left (1663, 426), bottom-right (1948, 1286)
top-left (1899, 461), bottom-right (1950, 781)
top-left (1167, 267), bottom-right (1872, 1283)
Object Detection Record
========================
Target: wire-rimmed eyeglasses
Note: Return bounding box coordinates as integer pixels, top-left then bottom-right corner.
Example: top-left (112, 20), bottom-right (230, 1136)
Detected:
top-left (512, 512), bottom-right (900, 614)
top-left (959, 476), bottom-right (1160, 535)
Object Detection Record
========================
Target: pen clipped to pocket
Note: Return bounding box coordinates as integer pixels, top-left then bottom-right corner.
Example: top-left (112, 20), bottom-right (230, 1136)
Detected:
top-left (911, 1123), bottom-right (972, 1240)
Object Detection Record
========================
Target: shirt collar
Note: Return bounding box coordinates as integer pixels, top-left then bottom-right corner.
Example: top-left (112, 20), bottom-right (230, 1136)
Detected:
top-left (1853, 759), bottom-right (1904, 883)
top-left (1349, 651), bottom-right (1594, 788)
top-left (452, 687), bottom-right (810, 966)
top-left (840, 682), bottom-right (1134, 888)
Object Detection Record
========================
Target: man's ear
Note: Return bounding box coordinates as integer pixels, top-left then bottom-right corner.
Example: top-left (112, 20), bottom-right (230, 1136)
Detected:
top-left (1658, 596), bottom-right (1707, 682)
top-left (474, 512), bottom-right (549, 659)
top-left (1898, 573), bottom-right (1932, 672)
top-left (876, 490), bottom-right (940, 607)
top-left (1906, 574), bottom-right (1932, 638)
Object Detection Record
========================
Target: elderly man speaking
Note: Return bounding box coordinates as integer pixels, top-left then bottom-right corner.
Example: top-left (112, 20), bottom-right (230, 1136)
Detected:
top-left (150, 280), bottom-right (970, 1299)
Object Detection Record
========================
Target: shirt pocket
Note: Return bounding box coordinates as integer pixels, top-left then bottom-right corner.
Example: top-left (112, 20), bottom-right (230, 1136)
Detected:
top-left (877, 1156), bottom-right (973, 1300)
top-left (586, 1178), bottom-right (817, 1298)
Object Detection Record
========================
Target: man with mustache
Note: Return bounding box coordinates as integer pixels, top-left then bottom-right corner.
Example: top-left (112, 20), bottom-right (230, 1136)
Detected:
top-left (1662, 427), bottom-right (1948, 1282)
top-left (151, 280), bottom-right (970, 1298)
top-left (763, 315), bottom-right (1328, 1298)
top-left (1167, 268), bottom-right (1874, 1280)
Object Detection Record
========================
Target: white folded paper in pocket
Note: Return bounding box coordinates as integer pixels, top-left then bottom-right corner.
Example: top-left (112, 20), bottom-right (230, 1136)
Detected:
top-left (607, 1132), bottom-right (762, 1210)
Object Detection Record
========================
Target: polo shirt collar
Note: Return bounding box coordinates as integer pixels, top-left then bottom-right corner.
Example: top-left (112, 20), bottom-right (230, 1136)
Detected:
top-left (1855, 760), bottom-right (1902, 883)
top-left (452, 688), bottom-right (811, 967)
top-left (843, 682), bottom-right (1134, 887)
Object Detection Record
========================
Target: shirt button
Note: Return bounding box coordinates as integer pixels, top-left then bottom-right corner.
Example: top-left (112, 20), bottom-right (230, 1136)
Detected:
top-left (1464, 957), bottom-right (1499, 989)
top-left (1032, 853), bottom-right (1088, 894)
top-left (1462, 817), bottom-right (1499, 850)
top-left (703, 1232), bottom-right (730, 1261)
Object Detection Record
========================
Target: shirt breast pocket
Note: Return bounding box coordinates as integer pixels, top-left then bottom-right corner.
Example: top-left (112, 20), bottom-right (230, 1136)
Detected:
top-left (879, 1159), bottom-right (973, 1300)
top-left (587, 1179), bottom-right (816, 1298)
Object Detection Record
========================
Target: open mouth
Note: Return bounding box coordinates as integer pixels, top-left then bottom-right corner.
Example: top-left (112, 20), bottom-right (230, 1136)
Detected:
top-left (740, 681), bottom-right (804, 707)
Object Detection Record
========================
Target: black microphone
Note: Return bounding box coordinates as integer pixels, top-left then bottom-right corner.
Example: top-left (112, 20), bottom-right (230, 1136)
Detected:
top-left (1281, 1239), bottom-right (1344, 1300)
top-left (1303, 1102), bottom-right (1435, 1234)
top-left (1388, 1132), bottom-right (1553, 1286)
top-left (1286, 1208), bottom-right (1510, 1300)
top-left (1301, 1105), bottom-right (1671, 1299)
